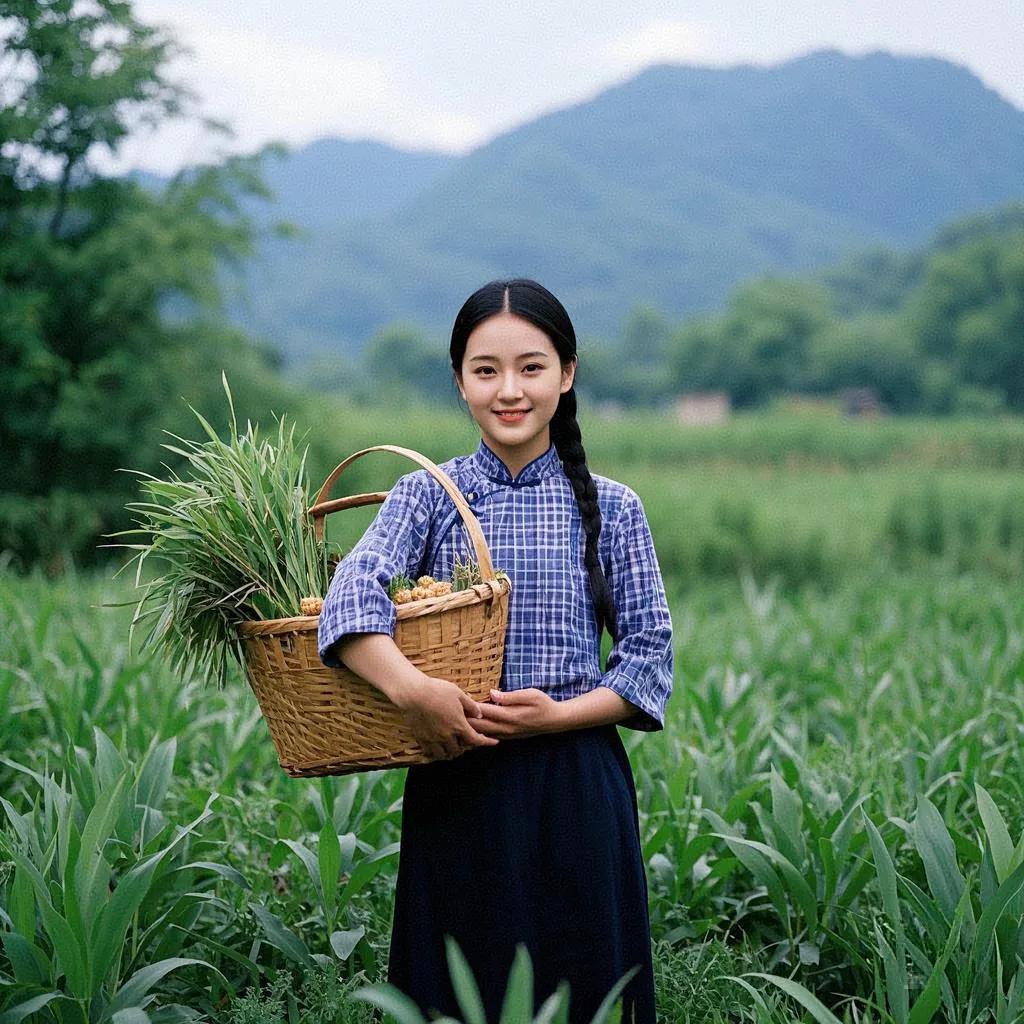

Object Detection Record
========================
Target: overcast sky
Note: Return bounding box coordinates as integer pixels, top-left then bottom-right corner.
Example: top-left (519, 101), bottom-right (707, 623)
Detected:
top-left (110, 0), bottom-right (1024, 175)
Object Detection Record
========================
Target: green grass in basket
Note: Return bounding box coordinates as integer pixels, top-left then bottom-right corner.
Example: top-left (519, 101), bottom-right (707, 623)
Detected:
top-left (104, 373), bottom-right (339, 690)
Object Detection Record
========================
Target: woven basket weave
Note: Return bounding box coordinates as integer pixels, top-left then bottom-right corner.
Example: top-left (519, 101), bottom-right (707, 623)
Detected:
top-left (236, 444), bottom-right (512, 778)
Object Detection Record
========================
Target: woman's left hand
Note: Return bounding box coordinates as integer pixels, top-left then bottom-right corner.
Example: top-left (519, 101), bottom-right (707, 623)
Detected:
top-left (467, 687), bottom-right (564, 739)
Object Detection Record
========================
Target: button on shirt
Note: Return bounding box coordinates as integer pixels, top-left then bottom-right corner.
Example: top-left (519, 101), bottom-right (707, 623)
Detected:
top-left (317, 438), bottom-right (674, 731)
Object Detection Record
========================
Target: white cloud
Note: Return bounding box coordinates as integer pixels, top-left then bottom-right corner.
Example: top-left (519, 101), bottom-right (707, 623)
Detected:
top-left (100, 3), bottom-right (480, 173)
top-left (593, 18), bottom-right (714, 74)
top-left (411, 111), bottom-right (490, 153)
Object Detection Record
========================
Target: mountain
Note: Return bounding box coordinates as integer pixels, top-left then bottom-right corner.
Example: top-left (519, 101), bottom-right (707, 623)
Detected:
top-left (135, 137), bottom-right (455, 227)
top-left (246, 137), bottom-right (457, 228)
top-left (180, 48), bottom-right (1024, 360)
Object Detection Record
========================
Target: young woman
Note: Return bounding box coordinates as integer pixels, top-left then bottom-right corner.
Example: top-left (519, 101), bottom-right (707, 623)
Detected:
top-left (318, 278), bottom-right (674, 1023)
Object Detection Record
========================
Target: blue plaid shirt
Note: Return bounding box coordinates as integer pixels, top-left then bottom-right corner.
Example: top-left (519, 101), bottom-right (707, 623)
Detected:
top-left (318, 438), bottom-right (674, 731)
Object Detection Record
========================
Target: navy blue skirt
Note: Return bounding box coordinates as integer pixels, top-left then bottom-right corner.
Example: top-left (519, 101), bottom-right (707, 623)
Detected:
top-left (387, 722), bottom-right (657, 1024)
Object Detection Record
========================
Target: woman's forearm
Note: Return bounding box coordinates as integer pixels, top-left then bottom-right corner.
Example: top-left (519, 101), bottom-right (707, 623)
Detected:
top-left (556, 686), bottom-right (638, 731)
top-left (331, 632), bottom-right (426, 710)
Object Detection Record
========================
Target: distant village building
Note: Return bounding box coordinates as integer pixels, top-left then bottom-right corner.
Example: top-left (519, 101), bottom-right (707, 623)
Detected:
top-left (675, 391), bottom-right (731, 425)
top-left (839, 387), bottom-right (884, 417)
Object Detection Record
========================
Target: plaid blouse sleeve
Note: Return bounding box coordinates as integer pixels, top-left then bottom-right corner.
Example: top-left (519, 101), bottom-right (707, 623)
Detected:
top-left (317, 470), bottom-right (433, 668)
top-left (599, 490), bottom-right (674, 732)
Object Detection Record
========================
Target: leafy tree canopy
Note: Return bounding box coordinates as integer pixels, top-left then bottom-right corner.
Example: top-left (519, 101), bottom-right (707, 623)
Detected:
top-left (0, 0), bottom-right (297, 572)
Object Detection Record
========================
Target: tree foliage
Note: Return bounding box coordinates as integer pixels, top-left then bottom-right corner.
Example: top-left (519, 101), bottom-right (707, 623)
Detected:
top-left (0, 0), bottom-right (296, 572)
top-left (655, 207), bottom-right (1024, 414)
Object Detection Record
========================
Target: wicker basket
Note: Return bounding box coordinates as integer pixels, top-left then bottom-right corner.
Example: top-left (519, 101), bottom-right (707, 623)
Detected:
top-left (236, 444), bottom-right (512, 778)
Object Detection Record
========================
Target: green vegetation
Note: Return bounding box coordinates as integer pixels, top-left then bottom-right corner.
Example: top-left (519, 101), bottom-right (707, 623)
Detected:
top-left (0, 0), bottom-right (301, 573)
top-left (668, 209), bottom-right (1024, 414)
top-left (3, 531), bottom-right (1023, 1020)
top-left (106, 376), bottom-right (338, 690)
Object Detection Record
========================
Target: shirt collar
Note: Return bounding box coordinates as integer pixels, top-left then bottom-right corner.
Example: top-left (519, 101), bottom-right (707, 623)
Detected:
top-left (470, 437), bottom-right (562, 487)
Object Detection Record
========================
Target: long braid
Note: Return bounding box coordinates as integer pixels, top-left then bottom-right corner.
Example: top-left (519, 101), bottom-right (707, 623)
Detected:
top-left (550, 387), bottom-right (620, 652)
top-left (450, 277), bottom-right (620, 658)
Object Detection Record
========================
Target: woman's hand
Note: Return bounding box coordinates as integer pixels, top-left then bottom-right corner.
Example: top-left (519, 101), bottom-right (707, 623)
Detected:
top-left (467, 687), bottom-right (564, 739)
top-left (398, 675), bottom-right (501, 761)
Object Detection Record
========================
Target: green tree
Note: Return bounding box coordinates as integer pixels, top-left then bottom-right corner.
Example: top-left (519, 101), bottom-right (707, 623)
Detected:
top-left (571, 336), bottom-right (618, 404)
top-left (906, 231), bottom-right (1024, 410)
top-left (621, 301), bottom-right (672, 366)
top-left (0, 0), bottom-right (296, 572)
top-left (668, 317), bottom-right (733, 397)
top-left (597, 302), bottom-right (679, 406)
top-left (726, 278), bottom-right (832, 405)
top-left (668, 277), bottom-right (832, 407)
top-left (1, 0), bottom-right (187, 236)
top-left (669, 203), bottom-right (1024, 413)
top-left (804, 315), bottom-right (925, 412)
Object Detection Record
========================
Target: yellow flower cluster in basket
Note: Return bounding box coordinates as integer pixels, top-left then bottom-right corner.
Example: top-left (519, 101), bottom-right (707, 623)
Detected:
top-left (299, 555), bottom-right (509, 616)
top-left (388, 555), bottom-right (510, 605)
top-left (390, 575), bottom-right (452, 604)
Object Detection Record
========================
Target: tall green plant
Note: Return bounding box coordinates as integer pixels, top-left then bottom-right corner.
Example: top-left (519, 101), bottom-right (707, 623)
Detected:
top-left (721, 785), bottom-right (1024, 1023)
top-left (104, 373), bottom-right (338, 689)
top-left (239, 777), bottom-right (401, 979)
top-left (351, 937), bottom-right (639, 1024)
top-left (0, 729), bottom-right (228, 1022)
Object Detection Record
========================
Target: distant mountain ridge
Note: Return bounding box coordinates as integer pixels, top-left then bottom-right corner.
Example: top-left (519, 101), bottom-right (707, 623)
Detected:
top-left (249, 137), bottom-right (457, 227)
top-left (145, 47), bottom-right (1024, 361)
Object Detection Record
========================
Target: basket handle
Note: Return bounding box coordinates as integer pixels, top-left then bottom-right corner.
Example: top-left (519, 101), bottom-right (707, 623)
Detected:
top-left (308, 444), bottom-right (497, 581)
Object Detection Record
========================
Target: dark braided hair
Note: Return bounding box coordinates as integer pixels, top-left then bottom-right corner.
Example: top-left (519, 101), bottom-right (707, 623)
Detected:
top-left (449, 278), bottom-right (619, 648)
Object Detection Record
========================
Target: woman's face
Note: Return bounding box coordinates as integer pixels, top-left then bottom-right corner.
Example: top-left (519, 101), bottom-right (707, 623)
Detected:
top-left (455, 312), bottom-right (575, 467)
